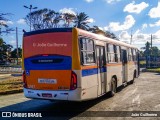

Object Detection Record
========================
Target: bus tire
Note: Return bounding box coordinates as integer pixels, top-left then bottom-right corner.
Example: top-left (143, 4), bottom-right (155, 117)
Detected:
top-left (130, 71), bottom-right (136, 84)
top-left (109, 77), bottom-right (117, 97)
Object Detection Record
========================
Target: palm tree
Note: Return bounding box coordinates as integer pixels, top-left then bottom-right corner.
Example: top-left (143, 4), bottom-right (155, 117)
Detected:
top-left (0, 13), bottom-right (13, 35)
top-left (62, 13), bottom-right (76, 28)
top-left (74, 12), bottom-right (90, 30)
top-left (53, 12), bottom-right (61, 28)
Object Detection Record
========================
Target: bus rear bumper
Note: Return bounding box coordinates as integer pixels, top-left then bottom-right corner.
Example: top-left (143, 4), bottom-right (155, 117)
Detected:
top-left (23, 88), bottom-right (81, 101)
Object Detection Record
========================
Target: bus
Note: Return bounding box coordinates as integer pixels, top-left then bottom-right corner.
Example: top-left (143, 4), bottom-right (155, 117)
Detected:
top-left (22, 27), bottom-right (140, 101)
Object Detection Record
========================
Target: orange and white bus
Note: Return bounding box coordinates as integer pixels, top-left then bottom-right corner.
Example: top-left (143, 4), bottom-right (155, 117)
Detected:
top-left (22, 28), bottom-right (140, 101)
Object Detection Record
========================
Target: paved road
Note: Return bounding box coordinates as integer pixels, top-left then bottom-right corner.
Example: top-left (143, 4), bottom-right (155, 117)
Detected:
top-left (0, 72), bottom-right (160, 120)
top-left (0, 74), bottom-right (12, 80)
top-left (0, 73), bottom-right (21, 81)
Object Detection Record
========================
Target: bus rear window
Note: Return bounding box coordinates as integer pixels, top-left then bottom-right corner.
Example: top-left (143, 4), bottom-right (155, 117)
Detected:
top-left (31, 58), bottom-right (63, 64)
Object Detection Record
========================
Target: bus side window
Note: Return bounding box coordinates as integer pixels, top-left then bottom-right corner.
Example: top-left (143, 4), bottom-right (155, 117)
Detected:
top-left (128, 48), bottom-right (133, 61)
top-left (80, 38), bottom-right (95, 65)
top-left (116, 46), bottom-right (121, 62)
top-left (132, 49), bottom-right (136, 61)
top-left (119, 46), bottom-right (122, 62)
top-left (107, 44), bottom-right (116, 63)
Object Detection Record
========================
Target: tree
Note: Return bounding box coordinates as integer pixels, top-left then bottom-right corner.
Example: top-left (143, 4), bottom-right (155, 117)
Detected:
top-left (25, 8), bottom-right (61, 30)
top-left (151, 46), bottom-right (160, 56)
top-left (0, 37), bottom-right (13, 62)
top-left (74, 12), bottom-right (90, 30)
top-left (0, 13), bottom-right (13, 35)
top-left (105, 31), bottom-right (119, 40)
top-left (144, 41), bottom-right (151, 57)
top-left (88, 25), bottom-right (119, 40)
top-left (61, 13), bottom-right (76, 28)
top-left (11, 48), bottom-right (22, 58)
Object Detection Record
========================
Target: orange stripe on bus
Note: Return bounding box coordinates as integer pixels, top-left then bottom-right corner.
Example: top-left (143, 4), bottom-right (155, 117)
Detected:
top-left (82, 65), bottom-right (97, 70)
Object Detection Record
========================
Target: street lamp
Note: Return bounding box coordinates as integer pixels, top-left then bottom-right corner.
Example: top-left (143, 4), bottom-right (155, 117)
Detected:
top-left (24, 5), bottom-right (38, 31)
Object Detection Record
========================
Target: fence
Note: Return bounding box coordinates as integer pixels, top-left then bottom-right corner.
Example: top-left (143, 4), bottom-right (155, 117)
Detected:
top-left (0, 67), bottom-right (22, 73)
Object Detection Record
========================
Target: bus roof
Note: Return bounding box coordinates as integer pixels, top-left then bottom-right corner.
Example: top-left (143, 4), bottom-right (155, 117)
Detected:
top-left (23, 28), bottom-right (72, 37)
top-left (76, 28), bottom-right (138, 49)
top-left (23, 27), bottom-right (138, 49)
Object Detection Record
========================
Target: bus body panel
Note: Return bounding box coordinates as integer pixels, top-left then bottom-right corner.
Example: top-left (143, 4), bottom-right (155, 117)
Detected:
top-left (81, 70), bottom-right (99, 99)
top-left (23, 31), bottom-right (73, 91)
top-left (23, 32), bottom-right (72, 58)
top-left (128, 61), bottom-right (138, 80)
top-left (22, 28), bottom-right (139, 101)
top-left (26, 70), bottom-right (71, 90)
top-left (106, 63), bottom-right (123, 90)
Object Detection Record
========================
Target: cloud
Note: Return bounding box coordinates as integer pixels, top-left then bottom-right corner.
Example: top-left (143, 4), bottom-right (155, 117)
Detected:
top-left (149, 20), bottom-right (160, 27)
top-left (59, 8), bottom-right (76, 15)
top-left (119, 30), bottom-right (148, 44)
top-left (0, 20), bottom-right (13, 25)
top-left (105, 0), bottom-right (121, 4)
top-left (84, 0), bottom-right (94, 3)
top-left (9, 40), bottom-right (16, 45)
top-left (148, 1), bottom-right (160, 18)
top-left (124, 1), bottom-right (149, 14)
top-left (104, 26), bottom-right (108, 31)
top-left (155, 30), bottom-right (160, 35)
top-left (142, 23), bottom-right (148, 30)
top-left (119, 29), bottom-right (160, 46)
top-left (154, 30), bottom-right (160, 39)
top-left (17, 19), bottom-right (26, 24)
top-left (85, 18), bottom-right (95, 23)
top-left (119, 31), bottom-right (130, 41)
top-left (7, 21), bottom-right (14, 25)
top-left (98, 27), bottom-right (104, 30)
top-left (106, 15), bottom-right (135, 31)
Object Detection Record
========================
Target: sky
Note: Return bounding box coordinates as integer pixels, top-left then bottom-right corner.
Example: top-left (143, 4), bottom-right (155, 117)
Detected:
top-left (0, 0), bottom-right (160, 49)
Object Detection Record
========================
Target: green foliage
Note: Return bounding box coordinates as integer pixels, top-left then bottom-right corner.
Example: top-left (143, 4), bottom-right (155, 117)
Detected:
top-left (11, 48), bottom-right (22, 58)
top-left (25, 8), bottom-right (77, 30)
top-left (88, 26), bottom-right (119, 39)
top-left (142, 41), bottom-right (160, 57)
top-left (25, 8), bottom-right (118, 39)
top-left (74, 12), bottom-right (90, 30)
top-left (0, 13), bottom-right (14, 35)
top-left (0, 37), bottom-right (13, 62)
top-left (147, 68), bottom-right (160, 72)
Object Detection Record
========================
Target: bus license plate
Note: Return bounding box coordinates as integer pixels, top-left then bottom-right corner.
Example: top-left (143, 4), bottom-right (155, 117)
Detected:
top-left (38, 78), bottom-right (57, 84)
top-left (42, 93), bottom-right (52, 98)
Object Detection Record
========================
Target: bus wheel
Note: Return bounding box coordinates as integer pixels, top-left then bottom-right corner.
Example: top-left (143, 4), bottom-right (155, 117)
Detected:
top-left (130, 71), bottom-right (136, 84)
top-left (109, 77), bottom-right (117, 97)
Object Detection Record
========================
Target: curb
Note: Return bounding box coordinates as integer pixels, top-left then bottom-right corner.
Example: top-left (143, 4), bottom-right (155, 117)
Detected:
top-left (0, 89), bottom-right (23, 95)
top-left (142, 69), bottom-right (160, 73)
top-left (11, 74), bottom-right (22, 76)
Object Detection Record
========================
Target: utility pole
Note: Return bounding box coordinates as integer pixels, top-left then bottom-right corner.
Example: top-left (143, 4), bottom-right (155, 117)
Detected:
top-left (16, 27), bottom-right (19, 65)
top-left (24, 5), bottom-right (38, 31)
top-left (151, 34), bottom-right (152, 49)
top-left (130, 30), bottom-right (133, 44)
top-left (150, 34), bottom-right (153, 56)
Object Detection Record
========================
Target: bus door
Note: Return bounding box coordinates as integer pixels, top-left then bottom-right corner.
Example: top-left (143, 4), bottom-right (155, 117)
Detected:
top-left (96, 46), bottom-right (106, 96)
top-left (137, 51), bottom-right (140, 76)
top-left (121, 49), bottom-right (128, 83)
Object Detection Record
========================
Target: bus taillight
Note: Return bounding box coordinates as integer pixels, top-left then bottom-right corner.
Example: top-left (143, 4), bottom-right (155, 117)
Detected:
top-left (70, 71), bottom-right (77, 90)
top-left (22, 71), bottom-right (27, 88)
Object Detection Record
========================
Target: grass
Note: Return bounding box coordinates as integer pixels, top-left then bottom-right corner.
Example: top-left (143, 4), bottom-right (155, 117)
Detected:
top-left (147, 68), bottom-right (160, 72)
top-left (140, 60), bottom-right (146, 65)
top-left (0, 77), bottom-right (23, 95)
